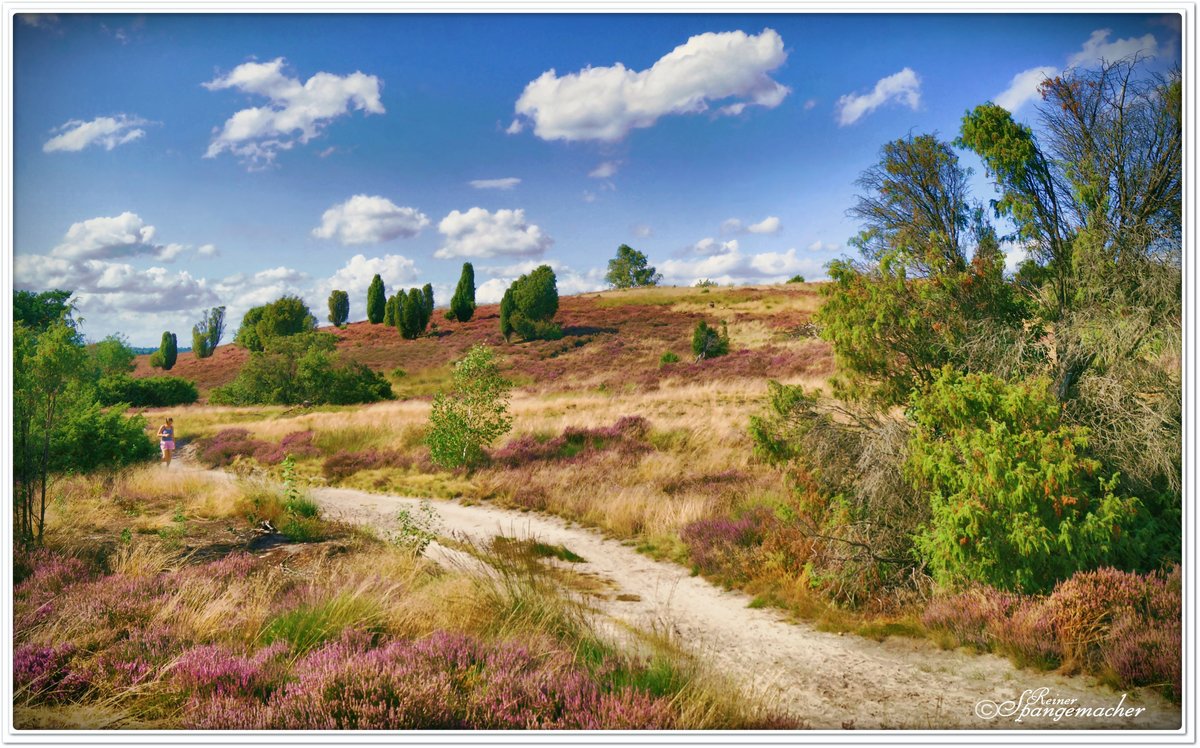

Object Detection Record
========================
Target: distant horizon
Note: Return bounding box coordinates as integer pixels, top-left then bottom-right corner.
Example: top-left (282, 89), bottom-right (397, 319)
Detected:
top-left (12, 11), bottom-right (1180, 346)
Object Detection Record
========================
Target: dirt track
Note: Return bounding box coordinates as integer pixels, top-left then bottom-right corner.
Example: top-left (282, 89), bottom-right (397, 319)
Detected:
top-left (256, 477), bottom-right (1179, 731)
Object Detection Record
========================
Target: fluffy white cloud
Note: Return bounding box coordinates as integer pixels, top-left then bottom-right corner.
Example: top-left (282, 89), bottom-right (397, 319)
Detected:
top-left (632, 224), bottom-right (653, 238)
top-left (312, 253), bottom-right (418, 320)
top-left (589, 161), bottom-right (620, 179)
top-left (747, 216), bottom-right (782, 235)
top-left (469, 177), bottom-right (521, 190)
top-left (312, 195), bottom-right (429, 245)
top-left (47, 212), bottom-right (209, 263)
top-left (721, 216), bottom-right (782, 236)
top-left (688, 237), bottom-right (739, 256)
top-left (660, 245), bottom-right (823, 286)
top-left (836, 68), bottom-right (921, 126)
top-left (435, 208), bottom-right (553, 260)
top-left (43, 114), bottom-right (150, 153)
top-left (203, 57), bottom-right (384, 167)
top-left (512, 29), bottom-right (789, 142)
top-left (994, 66), bottom-right (1059, 112)
top-left (995, 30), bottom-right (1160, 115)
top-left (1068, 29), bottom-right (1159, 69)
top-left (806, 240), bottom-right (841, 252)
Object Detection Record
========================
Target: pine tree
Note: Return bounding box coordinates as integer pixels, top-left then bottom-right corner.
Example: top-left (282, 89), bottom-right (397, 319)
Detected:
top-left (367, 274), bottom-right (386, 324)
top-left (450, 262), bottom-right (476, 323)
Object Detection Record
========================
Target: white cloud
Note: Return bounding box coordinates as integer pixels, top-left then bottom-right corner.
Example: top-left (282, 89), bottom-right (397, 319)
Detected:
top-left (469, 177), bottom-right (521, 190)
top-left (748, 216), bottom-right (782, 235)
top-left (722, 216), bottom-right (782, 236)
top-left (836, 68), bottom-right (921, 126)
top-left (505, 119), bottom-right (524, 135)
top-left (513, 28), bottom-right (790, 142)
top-left (314, 253), bottom-right (420, 319)
top-left (48, 212), bottom-right (208, 263)
top-left (803, 98), bottom-right (817, 110)
top-left (994, 66), bottom-right (1059, 112)
top-left (19, 14), bottom-right (59, 28)
top-left (582, 191), bottom-right (597, 204)
top-left (688, 237), bottom-right (739, 256)
top-left (197, 244), bottom-right (220, 258)
top-left (435, 208), bottom-right (553, 259)
top-left (1067, 29), bottom-right (1159, 69)
top-left (995, 30), bottom-right (1161, 115)
top-left (660, 245), bottom-right (823, 286)
top-left (312, 195), bottom-right (429, 245)
top-left (589, 161), bottom-right (620, 179)
top-left (632, 224), bottom-right (653, 238)
top-left (203, 57), bottom-right (384, 167)
top-left (43, 114), bottom-right (150, 153)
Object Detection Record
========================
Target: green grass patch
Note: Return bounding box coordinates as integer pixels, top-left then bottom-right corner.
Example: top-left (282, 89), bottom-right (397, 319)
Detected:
top-left (259, 593), bottom-right (384, 655)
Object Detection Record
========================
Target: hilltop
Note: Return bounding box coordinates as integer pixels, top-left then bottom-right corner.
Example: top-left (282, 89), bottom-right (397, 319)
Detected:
top-left (133, 284), bottom-right (832, 400)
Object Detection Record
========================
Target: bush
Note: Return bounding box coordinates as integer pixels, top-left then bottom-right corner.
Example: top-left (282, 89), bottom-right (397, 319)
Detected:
top-left (211, 332), bottom-right (393, 406)
top-left (909, 368), bottom-right (1145, 594)
top-left (328, 290), bottom-right (349, 327)
top-left (500, 265), bottom-right (559, 342)
top-left (322, 449), bottom-right (414, 481)
top-left (235, 296), bottom-right (317, 352)
top-left (366, 274), bottom-right (385, 324)
top-left (450, 263), bottom-right (476, 323)
top-left (427, 345), bottom-right (512, 469)
top-left (52, 404), bottom-right (159, 473)
top-left (490, 416), bottom-right (649, 468)
top-left (97, 375), bottom-right (199, 407)
top-left (694, 279), bottom-right (717, 288)
top-left (659, 351), bottom-right (680, 366)
top-left (786, 274), bottom-right (805, 284)
top-left (691, 320), bottom-right (729, 360)
top-left (158, 331), bottom-right (178, 371)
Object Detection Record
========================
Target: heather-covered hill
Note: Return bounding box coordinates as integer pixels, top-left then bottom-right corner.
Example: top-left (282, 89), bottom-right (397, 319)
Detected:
top-left (133, 284), bottom-right (832, 400)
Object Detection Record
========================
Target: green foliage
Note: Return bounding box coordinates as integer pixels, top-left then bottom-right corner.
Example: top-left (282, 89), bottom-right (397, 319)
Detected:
top-left (421, 283), bottom-right (435, 330)
top-left (366, 274), bottom-right (386, 324)
top-left (211, 332), bottom-right (394, 406)
top-left (691, 320), bottom-right (729, 360)
top-left (235, 296), bottom-right (318, 352)
top-left (234, 305), bottom-right (266, 351)
top-left (396, 288), bottom-right (422, 339)
top-left (97, 375), bottom-right (199, 407)
top-left (158, 331), bottom-right (178, 371)
top-left (191, 324), bottom-right (212, 360)
top-left (426, 345), bottom-right (513, 469)
top-left (659, 351), bottom-right (680, 366)
top-left (450, 262), bottom-right (476, 323)
top-left (148, 350), bottom-right (165, 369)
top-left (14, 319), bottom-right (156, 545)
top-left (328, 290), bottom-right (350, 327)
top-left (14, 289), bottom-right (74, 333)
top-left (786, 275), bottom-right (805, 284)
top-left (499, 289), bottom-right (515, 341)
top-left (908, 369), bottom-right (1145, 594)
top-left (392, 500), bottom-right (441, 555)
top-left (500, 265), bottom-right (560, 342)
top-left (383, 293), bottom-right (398, 327)
top-left (694, 279), bottom-right (717, 288)
top-left (192, 306), bottom-right (226, 358)
top-left (606, 244), bottom-right (661, 289)
top-left (88, 334), bottom-right (136, 377)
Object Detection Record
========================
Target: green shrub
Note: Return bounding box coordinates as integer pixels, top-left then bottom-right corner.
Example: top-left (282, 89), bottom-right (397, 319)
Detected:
top-left (328, 290), bottom-right (350, 327)
top-left (694, 279), bottom-right (717, 288)
top-left (450, 262), bottom-right (476, 323)
top-left (235, 296), bottom-right (317, 352)
top-left (786, 274), bottom-right (805, 284)
top-left (660, 351), bottom-right (680, 365)
top-left (158, 331), bottom-right (178, 371)
top-left (908, 368), bottom-right (1145, 594)
top-left (427, 345), bottom-right (512, 469)
top-left (691, 320), bottom-right (729, 360)
top-left (97, 374), bottom-right (199, 407)
top-left (211, 332), bottom-right (393, 406)
top-left (366, 274), bottom-right (385, 324)
top-left (500, 265), bottom-right (559, 342)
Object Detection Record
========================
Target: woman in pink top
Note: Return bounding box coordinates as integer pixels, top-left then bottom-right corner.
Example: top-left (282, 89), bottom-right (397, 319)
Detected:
top-left (157, 417), bottom-right (175, 468)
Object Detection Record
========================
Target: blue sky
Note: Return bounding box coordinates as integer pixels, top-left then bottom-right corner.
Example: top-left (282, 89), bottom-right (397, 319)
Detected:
top-left (12, 11), bottom-right (1180, 346)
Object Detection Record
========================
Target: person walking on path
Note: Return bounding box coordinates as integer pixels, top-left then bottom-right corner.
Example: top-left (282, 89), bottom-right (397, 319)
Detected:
top-left (157, 417), bottom-right (176, 468)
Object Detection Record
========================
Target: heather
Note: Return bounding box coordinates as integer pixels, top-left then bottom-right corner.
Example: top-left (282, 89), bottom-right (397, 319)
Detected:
top-left (13, 466), bottom-right (791, 729)
top-left (921, 566), bottom-right (1181, 700)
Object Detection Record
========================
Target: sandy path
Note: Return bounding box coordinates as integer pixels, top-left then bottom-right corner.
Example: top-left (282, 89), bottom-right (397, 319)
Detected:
top-left (190, 466), bottom-right (1180, 730)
